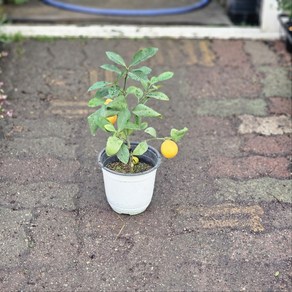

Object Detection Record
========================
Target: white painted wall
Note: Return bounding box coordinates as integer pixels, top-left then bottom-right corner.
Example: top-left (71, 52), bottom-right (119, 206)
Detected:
top-left (260, 0), bottom-right (281, 32)
top-left (0, 0), bottom-right (282, 39)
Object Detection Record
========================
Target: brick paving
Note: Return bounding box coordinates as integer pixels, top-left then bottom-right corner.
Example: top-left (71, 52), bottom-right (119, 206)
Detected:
top-left (268, 96), bottom-right (292, 115)
top-left (0, 38), bottom-right (291, 291)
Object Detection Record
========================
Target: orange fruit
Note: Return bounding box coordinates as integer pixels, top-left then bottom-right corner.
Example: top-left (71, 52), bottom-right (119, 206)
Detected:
top-left (160, 140), bottom-right (178, 159)
top-left (104, 98), bottom-right (117, 124)
top-left (106, 115), bottom-right (117, 124)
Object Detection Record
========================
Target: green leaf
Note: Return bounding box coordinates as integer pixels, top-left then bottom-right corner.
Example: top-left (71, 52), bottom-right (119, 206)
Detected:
top-left (133, 104), bottom-right (161, 118)
top-left (88, 81), bottom-right (110, 92)
top-left (145, 127), bottom-right (157, 137)
top-left (147, 92), bottom-right (169, 101)
top-left (133, 141), bottom-right (148, 156)
top-left (117, 108), bottom-right (131, 131)
top-left (100, 64), bottom-right (122, 74)
top-left (124, 122), bottom-right (141, 131)
top-left (117, 144), bottom-right (130, 164)
top-left (108, 85), bottom-right (121, 97)
top-left (141, 80), bottom-right (149, 90)
top-left (104, 123), bottom-right (116, 132)
top-left (170, 127), bottom-right (188, 142)
top-left (106, 95), bottom-right (126, 110)
top-left (106, 51), bottom-right (126, 67)
top-left (140, 122), bottom-right (148, 130)
top-left (126, 86), bottom-right (143, 98)
top-left (88, 97), bottom-right (104, 108)
top-left (150, 76), bottom-right (158, 84)
top-left (94, 88), bottom-right (109, 98)
top-left (87, 112), bottom-right (99, 135)
top-left (87, 109), bottom-right (109, 135)
top-left (157, 71), bottom-right (174, 82)
top-left (106, 136), bottom-right (124, 156)
top-left (128, 71), bottom-right (148, 82)
top-left (130, 47), bottom-right (158, 67)
top-left (133, 66), bottom-right (152, 75)
top-left (99, 105), bottom-right (119, 118)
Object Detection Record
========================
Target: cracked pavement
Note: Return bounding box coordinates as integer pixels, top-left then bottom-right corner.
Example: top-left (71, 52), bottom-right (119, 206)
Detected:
top-left (0, 38), bottom-right (291, 291)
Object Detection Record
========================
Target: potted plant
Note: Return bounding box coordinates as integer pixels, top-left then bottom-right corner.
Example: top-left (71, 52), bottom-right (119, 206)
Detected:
top-left (278, 0), bottom-right (292, 53)
top-left (87, 47), bottom-right (187, 215)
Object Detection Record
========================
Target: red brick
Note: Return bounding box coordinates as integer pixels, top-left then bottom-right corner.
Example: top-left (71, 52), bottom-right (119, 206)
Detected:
top-left (209, 156), bottom-right (290, 179)
top-left (242, 135), bottom-right (291, 155)
top-left (0, 158), bottom-right (80, 183)
top-left (212, 40), bottom-right (249, 67)
top-left (268, 97), bottom-right (292, 115)
top-left (186, 66), bottom-right (262, 99)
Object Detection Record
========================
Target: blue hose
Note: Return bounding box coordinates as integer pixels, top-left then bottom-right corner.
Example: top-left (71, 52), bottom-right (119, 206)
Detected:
top-left (41, 0), bottom-right (211, 17)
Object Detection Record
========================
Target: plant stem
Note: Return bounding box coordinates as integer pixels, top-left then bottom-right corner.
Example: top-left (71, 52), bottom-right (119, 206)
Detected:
top-left (146, 137), bottom-right (167, 142)
top-left (123, 70), bottom-right (128, 92)
top-left (126, 137), bottom-right (134, 173)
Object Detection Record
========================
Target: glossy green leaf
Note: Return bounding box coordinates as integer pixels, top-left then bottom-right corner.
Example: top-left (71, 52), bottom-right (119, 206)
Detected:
top-left (105, 95), bottom-right (126, 110)
top-left (88, 97), bottom-right (104, 107)
top-left (126, 86), bottom-right (143, 98)
top-left (106, 51), bottom-right (126, 66)
top-left (124, 122), bottom-right (141, 130)
top-left (99, 105), bottom-right (119, 118)
top-left (147, 92), bottom-right (169, 101)
top-left (100, 64), bottom-right (122, 74)
top-left (108, 85), bottom-right (121, 97)
top-left (94, 87), bottom-right (109, 98)
top-left (133, 66), bottom-right (152, 75)
top-left (145, 127), bottom-right (157, 137)
top-left (88, 81), bottom-right (110, 92)
top-left (141, 80), bottom-right (149, 90)
top-left (133, 141), bottom-right (148, 156)
top-left (87, 109), bottom-right (109, 135)
top-left (104, 123), bottom-right (116, 132)
top-left (106, 136), bottom-right (124, 156)
top-left (133, 104), bottom-right (161, 118)
top-left (150, 76), bottom-right (158, 84)
top-left (117, 144), bottom-right (130, 164)
top-left (140, 122), bottom-right (148, 130)
top-left (117, 108), bottom-right (131, 131)
top-left (170, 127), bottom-right (188, 142)
top-left (157, 71), bottom-right (174, 82)
top-left (130, 47), bottom-right (158, 67)
top-left (128, 71), bottom-right (148, 82)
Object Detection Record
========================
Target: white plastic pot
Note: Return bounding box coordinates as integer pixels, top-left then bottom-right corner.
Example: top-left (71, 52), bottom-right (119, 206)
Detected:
top-left (98, 142), bottom-right (161, 215)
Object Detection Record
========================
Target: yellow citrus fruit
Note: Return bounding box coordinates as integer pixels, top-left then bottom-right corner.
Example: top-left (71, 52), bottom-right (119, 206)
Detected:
top-left (106, 115), bottom-right (117, 124)
top-left (132, 156), bottom-right (139, 165)
top-left (104, 98), bottom-right (113, 105)
top-left (104, 98), bottom-right (117, 124)
top-left (160, 140), bottom-right (178, 159)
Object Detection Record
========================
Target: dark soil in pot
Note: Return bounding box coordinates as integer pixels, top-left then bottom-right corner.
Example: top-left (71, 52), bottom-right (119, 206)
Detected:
top-left (106, 161), bottom-right (152, 174)
top-left (99, 142), bottom-right (161, 175)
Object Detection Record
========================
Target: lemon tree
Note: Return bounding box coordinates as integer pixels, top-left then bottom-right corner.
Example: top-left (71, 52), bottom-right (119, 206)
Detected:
top-left (87, 47), bottom-right (188, 171)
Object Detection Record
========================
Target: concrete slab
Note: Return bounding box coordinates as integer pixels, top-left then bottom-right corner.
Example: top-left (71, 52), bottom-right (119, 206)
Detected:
top-left (238, 115), bottom-right (292, 135)
top-left (0, 208), bottom-right (32, 268)
top-left (0, 182), bottom-right (78, 210)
